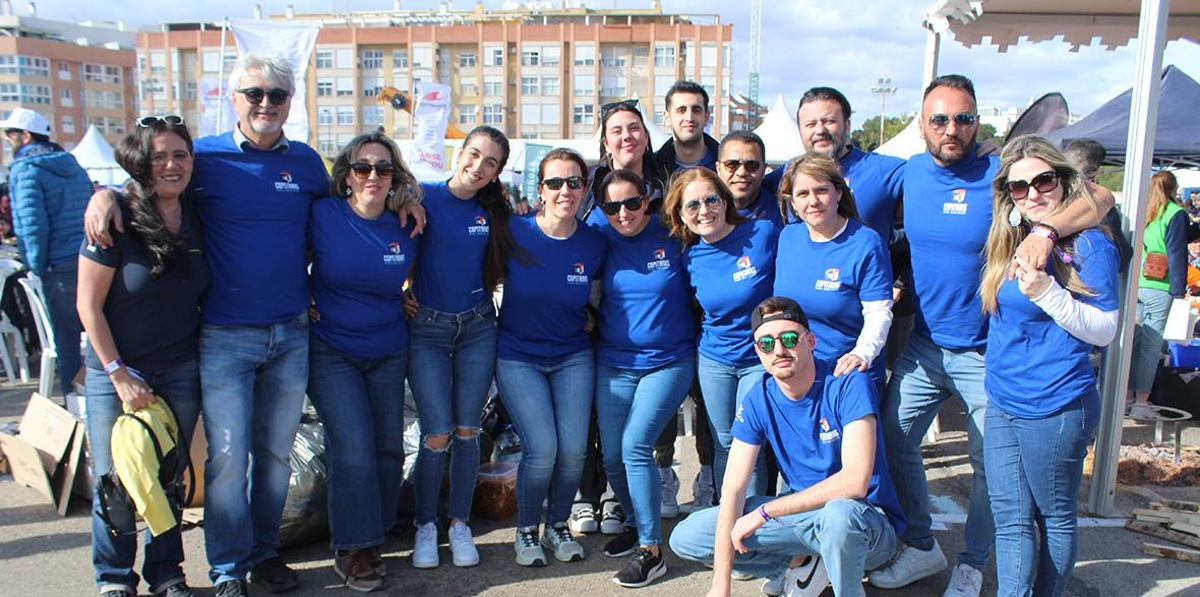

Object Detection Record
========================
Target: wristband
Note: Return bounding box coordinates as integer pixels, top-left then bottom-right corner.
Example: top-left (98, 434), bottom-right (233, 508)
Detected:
top-left (758, 504), bottom-right (772, 523)
top-left (1030, 223), bottom-right (1059, 243)
top-left (103, 358), bottom-right (125, 375)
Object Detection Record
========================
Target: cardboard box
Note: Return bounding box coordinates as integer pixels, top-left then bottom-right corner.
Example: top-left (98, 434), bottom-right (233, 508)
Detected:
top-left (0, 393), bottom-right (86, 516)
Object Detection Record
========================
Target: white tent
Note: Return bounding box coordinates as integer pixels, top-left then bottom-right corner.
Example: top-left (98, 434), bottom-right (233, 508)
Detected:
top-left (753, 95), bottom-right (804, 164)
top-left (875, 118), bottom-right (925, 160)
top-left (69, 125), bottom-right (126, 186)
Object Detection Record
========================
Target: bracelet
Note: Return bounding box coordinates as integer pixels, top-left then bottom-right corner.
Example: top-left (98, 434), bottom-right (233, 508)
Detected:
top-left (1030, 223), bottom-right (1059, 243)
top-left (103, 358), bottom-right (124, 375)
top-left (757, 504), bottom-right (772, 523)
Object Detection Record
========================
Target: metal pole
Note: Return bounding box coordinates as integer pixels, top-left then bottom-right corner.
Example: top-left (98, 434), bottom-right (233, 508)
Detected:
top-left (217, 16), bottom-right (229, 134)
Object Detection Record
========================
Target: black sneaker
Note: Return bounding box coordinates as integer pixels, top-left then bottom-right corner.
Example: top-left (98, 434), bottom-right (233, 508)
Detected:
top-left (612, 547), bottom-right (667, 588)
top-left (249, 557), bottom-right (299, 593)
top-left (603, 527), bottom-right (638, 558)
top-left (155, 583), bottom-right (196, 597)
top-left (214, 580), bottom-right (249, 597)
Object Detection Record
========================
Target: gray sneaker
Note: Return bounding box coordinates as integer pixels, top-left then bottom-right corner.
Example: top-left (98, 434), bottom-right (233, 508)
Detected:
top-left (541, 523), bottom-right (586, 562)
top-left (660, 467), bottom-right (680, 518)
top-left (514, 526), bottom-right (546, 567)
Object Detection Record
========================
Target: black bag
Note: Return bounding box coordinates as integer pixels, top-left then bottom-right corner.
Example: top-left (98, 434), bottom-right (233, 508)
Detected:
top-left (96, 411), bottom-right (191, 537)
top-left (1150, 366), bottom-right (1200, 419)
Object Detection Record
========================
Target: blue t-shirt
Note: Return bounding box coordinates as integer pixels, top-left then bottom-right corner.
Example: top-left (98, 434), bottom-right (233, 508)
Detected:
top-left (902, 149), bottom-right (999, 350)
top-left (498, 216), bottom-right (606, 364)
top-left (733, 363), bottom-right (905, 536)
top-left (189, 132), bottom-right (329, 326)
top-left (686, 218), bottom-right (779, 367)
top-left (764, 146), bottom-right (905, 242)
top-left (414, 181), bottom-right (491, 313)
top-left (593, 215), bottom-right (696, 369)
top-left (986, 228), bottom-right (1119, 418)
top-left (309, 198), bottom-right (419, 359)
top-left (738, 187), bottom-right (786, 230)
top-left (774, 219), bottom-right (892, 387)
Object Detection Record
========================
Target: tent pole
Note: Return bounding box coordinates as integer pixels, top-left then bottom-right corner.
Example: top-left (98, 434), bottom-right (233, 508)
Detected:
top-left (922, 24), bottom-right (940, 90)
top-left (1089, 0), bottom-right (1171, 517)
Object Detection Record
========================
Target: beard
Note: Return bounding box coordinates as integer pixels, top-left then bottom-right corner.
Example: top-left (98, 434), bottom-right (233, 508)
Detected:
top-left (927, 134), bottom-right (973, 166)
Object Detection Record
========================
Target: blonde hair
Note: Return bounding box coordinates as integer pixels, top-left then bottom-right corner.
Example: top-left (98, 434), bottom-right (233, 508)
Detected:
top-left (776, 152), bottom-right (860, 223)
top-left (980, 135), bottom-right (1104, 314)
top-left (1144, 170), bottom-right (1179, 225)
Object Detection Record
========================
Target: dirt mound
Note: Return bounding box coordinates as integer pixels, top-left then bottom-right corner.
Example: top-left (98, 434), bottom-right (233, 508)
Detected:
top-left (1083, 444), bottom-right (1200, 486)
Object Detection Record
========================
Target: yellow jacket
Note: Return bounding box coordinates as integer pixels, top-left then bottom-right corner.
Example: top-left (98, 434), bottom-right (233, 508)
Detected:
top-left (110, 399), bottom-right (181, 537)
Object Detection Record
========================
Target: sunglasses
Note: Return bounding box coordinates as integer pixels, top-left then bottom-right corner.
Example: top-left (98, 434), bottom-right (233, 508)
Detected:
top-left (350, 162), bottom-right (396, 179)
top-left (541, 176), bottom-right (585, 190)
top-left (720, 159), bottom-right (762, 174)
top-left (237, 87), bottom-right (292, 106)
top-left (926, 112), bottom-right (977, 129)
top-left (136, 114), bottom-right (185, 128)
top-left (755, 331), bottom-right (801, 354)
top-left (682, 194), bottom-right (723, 214)
top-left (1006, 171), bottom-right (1059, 200)
top-left (601, 98), bottom-right (639, 118)
top-left (600, 195), bottom-right (644, 216)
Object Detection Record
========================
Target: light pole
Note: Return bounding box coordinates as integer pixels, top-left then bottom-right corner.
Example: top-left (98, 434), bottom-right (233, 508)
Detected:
top-left (871, 78), bottom-right (898, 148)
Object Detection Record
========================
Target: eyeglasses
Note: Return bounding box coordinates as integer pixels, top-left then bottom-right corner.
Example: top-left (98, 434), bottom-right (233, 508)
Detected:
top-left (541, 176), bottom-right (585, 190)
top-left (350, 162), bottom-right (396, 179)
top-left (926, 112), bottom-right (977, 130)
top-left (682, 194), bottom-right (723, 214)
top-left (1006, 171), bottom-right (1059, 200)
top-left (601, 99), bottom-right (639, 119)
top-left (599, 195), bottom-right (644, 216)
top-left (755, 331), bottom-right (802, 354)
top-left (236, 87), bottom-right (292, 106)
top-left (720, 159), bottom-right (762, 174)
top-left (136, 114), bottom-right (185, 128)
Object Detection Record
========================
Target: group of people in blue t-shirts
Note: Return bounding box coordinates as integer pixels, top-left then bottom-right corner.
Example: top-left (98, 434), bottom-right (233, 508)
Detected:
top-left (63, 53), bottom-right (1125, 597)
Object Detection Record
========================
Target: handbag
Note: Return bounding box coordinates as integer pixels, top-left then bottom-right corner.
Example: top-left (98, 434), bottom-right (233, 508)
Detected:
top-left (1162, 298), bottom-right (1197, 344)
top-left (1143, 251), bottom-right (1168, 280)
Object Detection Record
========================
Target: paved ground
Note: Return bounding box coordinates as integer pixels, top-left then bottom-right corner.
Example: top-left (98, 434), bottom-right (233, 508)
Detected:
top-left (2, 380), bottom-right (1199, 596)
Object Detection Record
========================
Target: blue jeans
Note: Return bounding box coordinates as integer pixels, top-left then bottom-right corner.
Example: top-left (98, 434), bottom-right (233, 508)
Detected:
top-left (43, 260), bottom-right (83, 397)
top-left (407, 300), bottom-right (497, 525)
top-left (200, 313), bottom-right (309, 584)
top-left (495, 348), bottom-right (595, 529)
top-left (1129, 287), bottom-right (1172, 393)
top-left (86, 359), bottom-right (201, 595)
top-left (882, 331), bottom-right (993, 570)
top-left (595, 356), bottom-right (694, 546)
top-left (986, 395), bottom-right (1098, 597)
top-left (670, 496), bottom-right (897, 597)
top-left (697, 353), bottom-right (767, 496)
top-left (307, 336), bottom-right (407, 550)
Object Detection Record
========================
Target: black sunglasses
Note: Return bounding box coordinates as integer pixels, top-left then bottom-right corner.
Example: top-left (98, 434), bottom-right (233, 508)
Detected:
top-left (1006, 170), bottom-right (1059, 200)
top-left (601, 99), bottom-right (639, 118)
top-left (755, 331), bottom-right (801, 354)
top-left (682, 194), bottom-right (723, 214)
top-left (927, 112), bottom-right (977, 129)
top-left (237, 87), bottom-right (292, 106)
top-left (600, 195), bottom-right (645, 216)
top-left (136, 114), bottom-right (185, 128)
top-left (541, 176), bottom-right (585, 191)
top-left (350, 162), bottom-right (396, 179)
top-left (720, 159), bottom-right (762, 174)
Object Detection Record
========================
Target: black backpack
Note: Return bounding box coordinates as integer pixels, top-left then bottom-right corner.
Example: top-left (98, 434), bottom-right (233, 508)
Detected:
top-left (95, 403), bottom-right (193, 537)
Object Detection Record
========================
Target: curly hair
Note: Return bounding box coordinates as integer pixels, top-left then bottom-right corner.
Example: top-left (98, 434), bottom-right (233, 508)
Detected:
top-left (114, 119), bottom-right (195, 278)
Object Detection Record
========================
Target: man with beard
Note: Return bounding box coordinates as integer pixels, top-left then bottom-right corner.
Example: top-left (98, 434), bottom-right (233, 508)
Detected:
top-left (655, 80), bottom-right (719, 175)
top-left (868, 74), bottom-right (1112, 597)
top-left (716, 130), bottom-right (784, 229)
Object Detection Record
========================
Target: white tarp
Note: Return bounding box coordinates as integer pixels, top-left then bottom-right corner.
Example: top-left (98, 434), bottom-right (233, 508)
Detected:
top-left (69, 125), bottom-right (126, 187)
top-left (753, 95), bottom-right (804, 164)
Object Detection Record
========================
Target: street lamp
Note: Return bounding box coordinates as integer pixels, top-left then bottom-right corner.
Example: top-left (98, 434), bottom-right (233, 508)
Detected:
top-left (870, 78), bottom-right (898, 148)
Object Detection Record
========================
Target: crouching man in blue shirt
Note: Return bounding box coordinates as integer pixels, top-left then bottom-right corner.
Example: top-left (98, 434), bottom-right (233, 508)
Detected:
top-left (669, 296), bottom-right (904, 597)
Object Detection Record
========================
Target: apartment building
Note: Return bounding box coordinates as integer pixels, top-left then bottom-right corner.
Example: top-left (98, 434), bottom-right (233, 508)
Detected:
top-left (137, 1), bottom-right (733, 156)
top-left (0, 1), bottom-right (137, 165)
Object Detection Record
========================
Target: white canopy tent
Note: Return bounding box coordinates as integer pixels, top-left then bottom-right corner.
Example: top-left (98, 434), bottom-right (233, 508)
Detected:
top-left (69, 125), bottom-right (126, 187)
top-left (875, 118), bottom-right (925, 160)
top-left (924, 0), bottom-right (1198, 515)
top-left (753, 95), bottom-right (805, 165)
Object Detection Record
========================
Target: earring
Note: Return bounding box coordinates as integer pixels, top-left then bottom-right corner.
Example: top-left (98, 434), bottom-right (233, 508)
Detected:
top-left (346, 187), bottom-right (352, 197)
top-left (1008, 206), bottom-right (1021, 227)
top-left (388, 188), bottom-right (395, 197)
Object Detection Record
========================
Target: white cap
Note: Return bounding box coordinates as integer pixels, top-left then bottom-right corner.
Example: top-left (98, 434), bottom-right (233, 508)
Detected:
top-left (0, 108), bottom-right (51, 135)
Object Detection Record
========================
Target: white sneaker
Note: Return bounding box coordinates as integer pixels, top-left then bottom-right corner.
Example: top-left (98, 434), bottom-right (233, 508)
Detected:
top-left (1128, 402), bottom-right (1158, 420)
top-left (568, 504), bottom-right (599, 534)
top-left (761, 574), bottom-right (785, 596)
top-left (448, 521), bottom-right (480, 567)
top-left (411, 522), bottom-right (439, 569)
top-left (867, 541), bottom-right (948, 589)
top-left (781, 556), bottom-right (829, 597)
top-left (942, 563), bottom-right (983, 597)
top-left (514, 526), bottom-right (546, 567)
top-left (600, 501), bottom-right (626, 535)
top-left (660, 467), bottom-right (680, 519)
top-left (541, 523), bottom-right (586, 562)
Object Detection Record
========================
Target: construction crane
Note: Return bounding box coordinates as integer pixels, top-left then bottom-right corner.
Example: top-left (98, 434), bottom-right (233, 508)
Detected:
top-left (748, 0), bottom-right (761, 129)
top-left (375, 85), bottom-right (468, 139)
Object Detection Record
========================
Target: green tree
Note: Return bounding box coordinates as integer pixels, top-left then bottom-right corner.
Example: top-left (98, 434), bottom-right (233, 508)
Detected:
top-left (850, 115), bottom-right (914, 151)
top-left (978, 123), bottom-right (1003, 147)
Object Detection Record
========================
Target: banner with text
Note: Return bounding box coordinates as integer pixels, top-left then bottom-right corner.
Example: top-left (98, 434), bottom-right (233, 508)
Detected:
top-left (230, 18), bottom-right (320, 143)
top-left (410, 82), bottom-right (453, 175)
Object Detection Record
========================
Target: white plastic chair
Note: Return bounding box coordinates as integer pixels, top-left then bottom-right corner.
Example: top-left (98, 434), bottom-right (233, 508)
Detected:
top-left (0, 259), bottom-right (30, 384)
top-left (19, 274), bottom-right (57, 397)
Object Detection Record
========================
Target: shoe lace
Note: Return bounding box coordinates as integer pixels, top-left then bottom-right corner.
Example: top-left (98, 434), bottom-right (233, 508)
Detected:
top-left (518, 528), bottom-right (540, 548)
top-left (631, 546), bottom-right (655, 567)
top-left (949, 565), bottom-right (980, 590)
top-left (548, 524), bottom-right (574, 544)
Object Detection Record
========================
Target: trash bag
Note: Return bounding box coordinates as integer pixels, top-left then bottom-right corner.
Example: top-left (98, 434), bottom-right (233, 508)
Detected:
top-left (278, 408), bottom-right (328, 548)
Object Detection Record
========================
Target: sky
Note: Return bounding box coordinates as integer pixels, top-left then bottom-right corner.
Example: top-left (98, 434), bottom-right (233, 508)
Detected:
top-left (37, 0), bottom-right (1200, 125)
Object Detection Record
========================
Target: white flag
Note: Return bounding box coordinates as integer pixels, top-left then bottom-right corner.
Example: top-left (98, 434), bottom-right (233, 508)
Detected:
top-left (228, 18), bottom-right (321, 143)
top-left (411, 82), bottom-right (453, 174)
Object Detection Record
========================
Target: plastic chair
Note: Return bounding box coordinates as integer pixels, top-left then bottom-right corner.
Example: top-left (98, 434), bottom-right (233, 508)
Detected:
top-left (0, 259), bottom-right (30, 384)
top-left (19, 274), bottom-right (57, 397)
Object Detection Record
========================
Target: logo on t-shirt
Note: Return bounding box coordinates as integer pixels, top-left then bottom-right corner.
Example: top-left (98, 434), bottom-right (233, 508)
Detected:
top-left (469, 215), bottom-right (490, 236)
top-left (383, 242), bottom-right (407, 265)
top-left (647, 247), bottom-right (671, 271)
top-left (943, 188), bottom-right (968, 215)
top-left (275, 171), bottom-right (301, 193)
top-left (567, 262), bottom-right (589, 285)
top-left (733, 255), bottom-right (758, 283)
top-left (815, 267), bottom-right (842, 291)
top-left (818, 418), bottom-right (840, 443)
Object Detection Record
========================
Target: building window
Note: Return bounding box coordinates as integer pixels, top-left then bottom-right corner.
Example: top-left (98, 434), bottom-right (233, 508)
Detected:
top-left (487, 47), bottom-right (503, 66)
top-left (318, 138), bottom-right (336, 155)
top-left (412, 46), bottom-right (433, 68)
top-left (541, 76), bottom-right (559, 96)
top-left (363, 106), bottom-right (385, 126)
top-left (701, 43), bottom-right (718, 68)
top-left (361, 49), bottom-right (384, 69)
top-left (0, 84), bottom-right (18, 103)
top-left (483, 78), bottom-right (503, 97)
top-left (337, 106), bottom-right (354, 126)
top-left (573, 74), bottom-right (594, 97)
top-left (362, 76), bottom-right (383, 98)
top-left (22, 85), bottom-right (52, 106)
top-left (57, 61), bottom-right (71, 80)
top-left (542, 46), bottom-right (561, 66)
top-left (336, 77), bottom-right (354, 97)
top-left (83, 63), bottom-right (105, 82)
top-left (185, 81), bottom-right (197, 100)
top-left (16, 56), bottom-right (50, 78)
top-left (0, 56), bottom-right (15, 74)
top-left (483, 104), bottom-right (503, 124)
top-left (600, 76), bottom-right (626, 99)
top-left (542, 104), bottom-right (560, 126)
top-left (458, 104), bottom-right (477, 125)
top-left (393, 49), bottom-right (409, 68)
top-left (104, 65), bottom-right (122, 84)
top-left (336, 48), bottom-right (354, 69)
top-left (316, 50), bottom-right (334, 69)
top-left (521, 49), bottom-right (539, 66)
top-left (573, 104), bottom-right (594, 126)
top-left (654, 44), bottom-right (675, 67)
top-left (317, 79), bottom-right (333, 97)
top-left (60, 88), bottom-right (73, 107)
top-left (520, 76), bottom-right (538, 96)
top-left (600, 47), bottom-right (626, 68)
top-left (460, 78), bottom-right (478, 97)
top-left (61, 114), bottom-right (75, 135)
top-left (458, 52), bottom-right (476, 68)
top-left (521, 103), bottom-right (540, 125)
top-left (317, 108), bottom-right (334, 125)
top-left (574, 45), bottom-right (595, 66)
